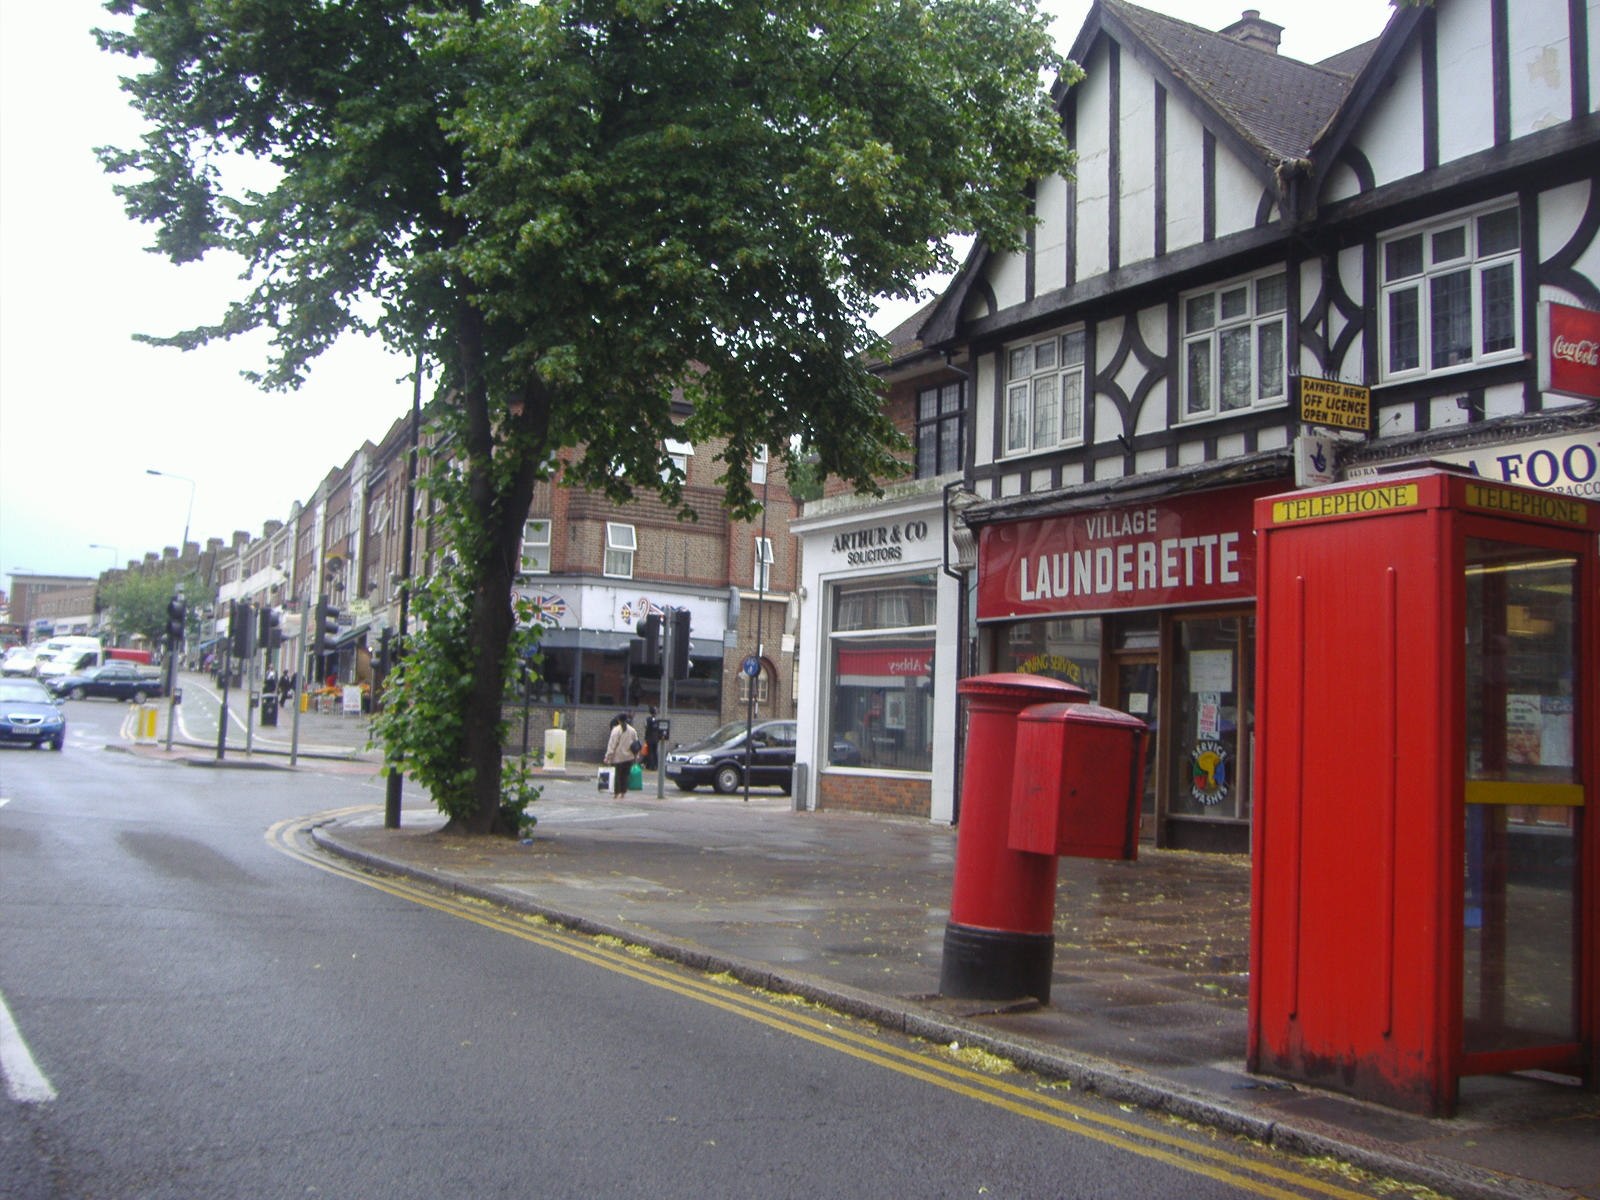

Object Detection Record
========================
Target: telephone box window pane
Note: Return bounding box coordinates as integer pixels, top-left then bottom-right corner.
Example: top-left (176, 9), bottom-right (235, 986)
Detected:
top-left (1462, 540), bottom-right (1579, 1057)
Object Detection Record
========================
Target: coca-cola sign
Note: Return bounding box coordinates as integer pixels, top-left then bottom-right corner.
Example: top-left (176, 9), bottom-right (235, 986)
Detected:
top-left (1540, 301), bottom-right (1600, 400)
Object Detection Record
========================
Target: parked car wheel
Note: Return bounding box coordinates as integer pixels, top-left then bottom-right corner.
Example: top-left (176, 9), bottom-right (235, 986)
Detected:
top-left (70, 686), bottom-right (87, 701)
top-left (712, 764), bottom-right (742, 794)
top-left (49, 737), bottom-right (63, 751)
top-left (674, 780), bottom-right (697, 792)
top-left (131, 689), bottom-right (148, 704)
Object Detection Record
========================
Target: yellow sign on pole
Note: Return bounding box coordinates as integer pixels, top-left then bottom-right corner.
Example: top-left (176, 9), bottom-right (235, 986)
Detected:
top-left (1295, 376), bottom-right (1372, 433)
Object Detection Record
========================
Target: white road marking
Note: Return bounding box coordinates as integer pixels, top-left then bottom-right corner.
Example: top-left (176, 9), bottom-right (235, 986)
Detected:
top-left (0, 986), bottom-right (57, 1103)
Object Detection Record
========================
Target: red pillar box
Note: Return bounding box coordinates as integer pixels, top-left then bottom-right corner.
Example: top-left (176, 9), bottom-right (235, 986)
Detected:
top-left (1250, 469), bottom-right (1598, 1114)
top-left (940, 673), bottom-right (1088, 1004)
top-left (1010, 703), bottom-right (1148, 860)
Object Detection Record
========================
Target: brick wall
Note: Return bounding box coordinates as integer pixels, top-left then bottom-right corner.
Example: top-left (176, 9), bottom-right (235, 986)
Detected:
top-left (816, 772), bottom-right (931, 819)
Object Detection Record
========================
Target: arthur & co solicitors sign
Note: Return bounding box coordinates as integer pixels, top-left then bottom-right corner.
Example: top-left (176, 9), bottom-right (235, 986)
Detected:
top-left (976, 483), bottom-right (1276, 620)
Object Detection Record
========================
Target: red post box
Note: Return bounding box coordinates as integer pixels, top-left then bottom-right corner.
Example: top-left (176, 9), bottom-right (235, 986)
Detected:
top-left (941, 673), bottom-right (1088, 1003)
top-left (1010, 702), bottom-right (1147, 860)
top-left (1250, 469), bottom-right (1598, 1114)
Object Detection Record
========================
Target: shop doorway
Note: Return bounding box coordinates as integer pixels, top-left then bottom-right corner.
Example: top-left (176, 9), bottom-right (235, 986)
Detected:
top-left (1108, 656), bottom-right (1159, 839)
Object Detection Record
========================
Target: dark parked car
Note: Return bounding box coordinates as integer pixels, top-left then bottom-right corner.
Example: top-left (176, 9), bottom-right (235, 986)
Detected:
top-left (664, 719), bottom-right (797, 794)
top-left (0, 678), bottom-right (66, 750)
top-left (49, 662), bottom-right (164, 703)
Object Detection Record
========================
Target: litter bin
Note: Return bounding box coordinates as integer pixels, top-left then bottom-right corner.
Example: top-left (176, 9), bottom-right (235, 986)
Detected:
top-left (260, 692), bottom-right (279, 727)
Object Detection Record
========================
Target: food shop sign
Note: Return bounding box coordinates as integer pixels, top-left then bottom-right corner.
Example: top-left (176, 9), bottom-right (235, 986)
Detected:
top-left (976, 484), bottom-right (1274, 620)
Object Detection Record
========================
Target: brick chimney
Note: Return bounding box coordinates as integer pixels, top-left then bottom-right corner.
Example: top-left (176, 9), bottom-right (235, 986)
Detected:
top-left (1221, 9), bottom-right (1283, 54)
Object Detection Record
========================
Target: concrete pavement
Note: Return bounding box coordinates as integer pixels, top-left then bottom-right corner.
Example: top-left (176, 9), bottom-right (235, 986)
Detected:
top-left (138, 677), bottom-right (1599, 1200)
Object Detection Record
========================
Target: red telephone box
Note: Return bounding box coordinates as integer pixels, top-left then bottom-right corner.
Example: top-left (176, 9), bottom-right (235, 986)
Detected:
top-left (1250, 469), bottom-right (1597, 1114)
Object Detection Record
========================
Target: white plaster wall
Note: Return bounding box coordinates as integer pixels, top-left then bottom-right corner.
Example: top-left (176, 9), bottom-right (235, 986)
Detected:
top-left (1321, 159), bottom-right (1363, 205)
top-left (972, 352), bottom-right (999, 470)
top-left (1000, 472), bottom-right (1024, 497)
top-left (1094, 391), bottom-right (1126, 447)
top-left (1437, 0), bottom-right (1495, 165)
top-left (1540, 179), bottom-right (1600, 305)
top-left (1336, 245), bottom-right (1367, 379)
top-left (1431, 394), bottom-right (1471, 428)
top-left (1483, 381), bottom-right (1528, 420)
top-left (1509, 1), bottom-right (1574, 134)
top-left (1213, 149), bottom-right (1264, 239)
top-left (1132, 305), bottom-right (1173, 439)
top-left (1059, 461), bottom-right (1086, 487)
top-left (1178, 440), bottom-right (1208, 465)
top-left (1380, 405), bottom-right (1418, 435)
top-left (1257, 424), bottom-right (1290, 452)
top-left (1035, 172), bottom-right (1070, 296)
top-left (985, 238), bottom-right (1029, 312)
top-left (1133, 447), bottom-right (1165, 475)
top-left (1215, 431), bottom-right (1249, 457)
top-left (1165, 101), bottom-right (1208, 251)
top-left (1591, 0), bottom-right (1600, 111)
top-left (1076, 44), bottom-right (1114, 280)
top-left (1355, 45), bottom-right (1425, 187)
top-left (1119, 64), bottom-right (1158, 267)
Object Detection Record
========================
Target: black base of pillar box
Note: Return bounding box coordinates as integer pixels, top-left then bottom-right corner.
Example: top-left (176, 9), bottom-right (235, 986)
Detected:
top-left (939, 922), bottom-right (1054, 1004)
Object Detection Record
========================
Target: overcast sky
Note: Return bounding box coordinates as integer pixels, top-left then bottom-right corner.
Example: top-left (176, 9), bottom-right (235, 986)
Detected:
top-left (0, 0), bottom-right (1396, 597)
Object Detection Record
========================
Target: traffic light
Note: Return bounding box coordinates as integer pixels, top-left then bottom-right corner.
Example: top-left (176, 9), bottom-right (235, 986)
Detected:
top-left (230, 600), bottom-right (254, 658)
top-left (166, 595), bottom-right (186, 648)
top-left (258, 607), bottom-right (282, 652)
top-left (313, 596), bottom-right (341, 659)
top-left (631, 612), bottom-right (661, 674)
top-left (669, 608), bottom-right (691, 680)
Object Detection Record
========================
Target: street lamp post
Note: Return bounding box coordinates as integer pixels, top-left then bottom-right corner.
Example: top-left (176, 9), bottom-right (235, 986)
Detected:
top-left (89, 543), bottom-right (119, 567)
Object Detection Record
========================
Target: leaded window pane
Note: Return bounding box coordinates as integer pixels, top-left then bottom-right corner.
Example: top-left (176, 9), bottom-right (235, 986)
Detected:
top-left (1256, 273), bottom-right (1287, 314)
top-left (1219, 326), bottom-right (1252, 411)
top-left (1060, 372), bottom-right (1084, 441)
top-left (1430, 270), bottom-right (1473, 367)
top-left (1478, 208), bottom-right (1520, 255)
top-left (1185, 294), bottom-right (1214, 333)
top-left (1219, 286), bottom-right (1249, 321)
top-left (1032, 375), bottom-right (1059, 446)
top-left (1061, 329), bottom-right (1086, 366)
top-left (1186, 341), bottom-right (1212, 414)
top-left (1431, 225), bottom-right (1467, 264)
top-left (1034, 340), bottom-right (1057, 371)
top-left (1480, 262), bottom-right (1517, 353)
top-left (1388, 288), bottom-right (1420, 373)
top-left (1257, 321), bottom-right (1284, 399)
top-left (1006, 383), bottom-right (1030, 451)
top-left (1385, 234), bottom-right (1424, 281)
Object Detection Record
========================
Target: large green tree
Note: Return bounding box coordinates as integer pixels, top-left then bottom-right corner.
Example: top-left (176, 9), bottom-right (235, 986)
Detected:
top-left (98, 569), bottom-right (208, 649)
top-left (98, 0), bottom-right (1075, 833)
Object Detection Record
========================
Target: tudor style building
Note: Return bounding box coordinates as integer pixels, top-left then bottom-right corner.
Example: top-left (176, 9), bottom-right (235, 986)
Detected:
top-left (792, 0), bottom-right (1599, 839)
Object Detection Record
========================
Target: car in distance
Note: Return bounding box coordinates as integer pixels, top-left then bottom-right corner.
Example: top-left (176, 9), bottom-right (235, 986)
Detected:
top-left (1, 645), bottom-right (38, 677)
top-left (663, 719), bottom-right (797, 794)
top-left (0, 677), bottom-right (66, 750)
top-left (48, 662), bottom-right (164, 703)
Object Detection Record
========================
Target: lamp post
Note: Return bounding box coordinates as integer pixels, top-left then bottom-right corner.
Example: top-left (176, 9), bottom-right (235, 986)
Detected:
top-left (89, 543), bottom-right (118, 568)
top-left (145, 468), bottom-right (196, 557)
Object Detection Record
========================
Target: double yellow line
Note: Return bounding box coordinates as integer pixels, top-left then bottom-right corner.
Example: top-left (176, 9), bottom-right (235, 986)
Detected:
top-left (269, 810), bottom-right (1383, 1200)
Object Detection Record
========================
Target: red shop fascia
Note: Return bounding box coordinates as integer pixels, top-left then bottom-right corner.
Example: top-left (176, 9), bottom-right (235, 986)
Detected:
top-left (969, 468), bottom-right (1287, 852)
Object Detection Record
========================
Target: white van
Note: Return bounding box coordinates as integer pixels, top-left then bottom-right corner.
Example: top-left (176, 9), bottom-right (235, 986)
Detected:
top-left (34, 636), bottom-right (104, 679)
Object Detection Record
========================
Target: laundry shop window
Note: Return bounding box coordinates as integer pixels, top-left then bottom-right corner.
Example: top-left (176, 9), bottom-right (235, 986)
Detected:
top-left (827, 576), bottom-right (936, 772)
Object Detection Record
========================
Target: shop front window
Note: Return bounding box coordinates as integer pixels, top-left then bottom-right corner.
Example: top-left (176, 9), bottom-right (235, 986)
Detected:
top-left (1167, 615), bottom-right (1253, 821)
top-left (828, 577), bottom-right (936, 771)
top-left (995, 616), bottom-right (1102, 695)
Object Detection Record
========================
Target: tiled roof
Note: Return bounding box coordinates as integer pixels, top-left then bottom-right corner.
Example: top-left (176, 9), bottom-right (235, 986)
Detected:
top-left (1104, 0), bottom-right (1369, 164)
